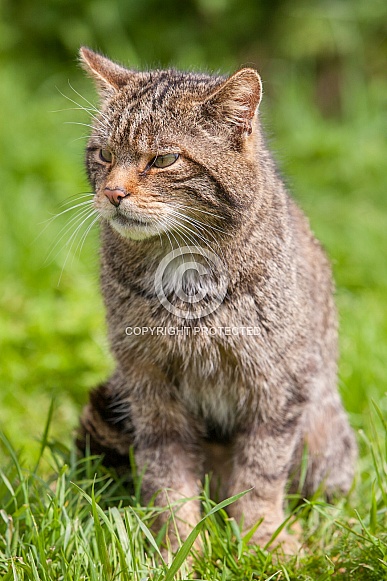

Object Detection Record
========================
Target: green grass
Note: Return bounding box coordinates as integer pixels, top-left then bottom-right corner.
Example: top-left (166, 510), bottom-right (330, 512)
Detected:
top-left (1, 48), bottom-right (387, 578)
top-left (1, 403), bottom-right (387, 579)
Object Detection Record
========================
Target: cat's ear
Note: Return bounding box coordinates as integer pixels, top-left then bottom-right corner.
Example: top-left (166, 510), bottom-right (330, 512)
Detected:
top-left (79, 47), bottom-right (133, 99)
top-left (201, 68), bottom-right (262, 137)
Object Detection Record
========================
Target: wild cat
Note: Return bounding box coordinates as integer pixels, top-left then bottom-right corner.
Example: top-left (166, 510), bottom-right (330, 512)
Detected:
top-left (76, 47), bottom-right (357, 552)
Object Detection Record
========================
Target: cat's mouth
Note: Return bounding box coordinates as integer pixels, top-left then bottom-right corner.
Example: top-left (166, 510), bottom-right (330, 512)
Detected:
top-left (108, 209), bottom-right (159, 241)
top-left (112, 212), bottom-right (149, 228)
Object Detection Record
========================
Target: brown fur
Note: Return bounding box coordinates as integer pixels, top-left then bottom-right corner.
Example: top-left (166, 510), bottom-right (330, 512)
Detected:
top-left (77, 47), bottom-right (357, 552)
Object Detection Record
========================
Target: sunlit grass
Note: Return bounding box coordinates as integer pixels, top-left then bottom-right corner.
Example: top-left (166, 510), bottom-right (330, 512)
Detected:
top-left (1, 401), bottom-right (387, 579)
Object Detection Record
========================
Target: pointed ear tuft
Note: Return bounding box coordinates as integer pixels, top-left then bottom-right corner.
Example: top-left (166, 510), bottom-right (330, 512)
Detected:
top-left (202, 68), bottom-right (262, 137)
top-left (79, 47), bottom-right (133, 99)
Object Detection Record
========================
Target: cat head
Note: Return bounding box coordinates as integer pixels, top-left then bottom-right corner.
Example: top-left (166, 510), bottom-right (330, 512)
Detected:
top-left (80, 47), bottom-right (262, 242)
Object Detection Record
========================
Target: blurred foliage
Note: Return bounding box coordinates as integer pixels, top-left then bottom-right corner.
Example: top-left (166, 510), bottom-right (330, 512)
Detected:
top-left (0, 0), bottom-right (386, 454)
top-left (1, 0), bottom-right (387, 101)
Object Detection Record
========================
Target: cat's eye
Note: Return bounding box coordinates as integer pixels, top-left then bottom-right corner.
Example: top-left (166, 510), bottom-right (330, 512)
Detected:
top-left (99, 148), bottom-right (113, 163)
top-left (153, 153), bottom-right (179, 169)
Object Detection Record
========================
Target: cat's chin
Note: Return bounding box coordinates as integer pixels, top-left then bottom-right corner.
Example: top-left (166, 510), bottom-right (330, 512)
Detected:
top-left (109, 219), bottom-right (160, 241)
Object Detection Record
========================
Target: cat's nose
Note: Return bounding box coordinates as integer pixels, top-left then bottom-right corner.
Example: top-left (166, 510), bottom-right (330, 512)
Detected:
top-left (104, 188), bottom-right (128, 207)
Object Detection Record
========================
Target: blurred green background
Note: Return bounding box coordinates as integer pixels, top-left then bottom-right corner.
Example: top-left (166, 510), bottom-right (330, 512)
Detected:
top-left (1, 0), bottom-right (386, 458)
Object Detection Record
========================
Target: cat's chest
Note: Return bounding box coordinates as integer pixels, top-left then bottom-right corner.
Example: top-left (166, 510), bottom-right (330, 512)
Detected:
top-left (175, 345), bottom-right (253, 436)
top-left (179, 374), bottom-right (238, 436)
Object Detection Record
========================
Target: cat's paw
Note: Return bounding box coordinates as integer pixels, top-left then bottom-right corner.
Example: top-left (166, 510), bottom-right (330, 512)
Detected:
top-left (251, 525), bottom-right (302, 555)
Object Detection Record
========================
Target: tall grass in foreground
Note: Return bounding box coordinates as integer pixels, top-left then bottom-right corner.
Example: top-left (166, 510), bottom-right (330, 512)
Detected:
top-left (0, 402), bottom-right (387, 580)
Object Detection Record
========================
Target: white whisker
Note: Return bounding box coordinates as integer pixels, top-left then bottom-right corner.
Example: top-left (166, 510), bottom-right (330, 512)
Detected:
top-left (42, 199), bottom-right (94, 225)
top-left (67, 81), bottom-right (111, 125)
top-left (168, 213), bottom-right (215, 255)
top-left (56, 87), bottom-right (109, 132)
top-left (34, 199), bottom-right (94, 247)
top-left (167, 217), bottom-right (214, 271)
top-left (169, 209), bottom-right (221, 242)
top-left (58, 193), bottom-right (94, 208)
top-left (172, 203), bottom-right (226, 223)
top-left (57, 210), bottom-right (99, 285)
top-left (64, 121), bottom-right (95, 130)
top-left (44, 207), bottom-right (94, 265)
top-left (164, 218), bottom-right (193, 259)
top-left (170, 210), bottom-right (228, 266)
top-left (71, 134), bottom-right (92, 143)
top-left (152, 217), bottom-right (171, 251)
top-left (163, 222), bottom-right (181, 255)
top-left (171, 207), bottom-right (227, 236)
top-left (75, 213), bottom-right (100, 256)
top-left (168, 209), bottom-right (226, 264)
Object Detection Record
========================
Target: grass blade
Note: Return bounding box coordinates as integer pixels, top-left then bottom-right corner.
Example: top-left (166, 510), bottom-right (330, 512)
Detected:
top-left (164, 489), bottom-right (251, 581)
top-left (131, 508), bottom-right (165, 561)
top-left (91, 486), bottom-right (112, 579)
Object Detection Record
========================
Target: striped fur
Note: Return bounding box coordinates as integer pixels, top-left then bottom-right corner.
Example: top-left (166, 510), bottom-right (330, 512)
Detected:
top-left (77, 48), bottom-right (357, 552)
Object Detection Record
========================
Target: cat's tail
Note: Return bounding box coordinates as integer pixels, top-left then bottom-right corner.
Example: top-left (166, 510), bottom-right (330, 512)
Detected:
top-left (77, 375), bottom-right (134, 469)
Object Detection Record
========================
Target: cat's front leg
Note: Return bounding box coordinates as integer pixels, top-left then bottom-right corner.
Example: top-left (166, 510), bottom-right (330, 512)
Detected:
top-left (79, 370), bottom-right (202, 551)
top-left (227, 421), bottom-right (301, 552)
top-left (130, 395), bottom-right (202, 553)
top-left (136, 441), bottom-right (201, 552)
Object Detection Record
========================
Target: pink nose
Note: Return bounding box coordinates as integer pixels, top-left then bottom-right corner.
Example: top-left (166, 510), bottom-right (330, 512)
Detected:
top-left (104, 188), bottom-right (128, 207)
